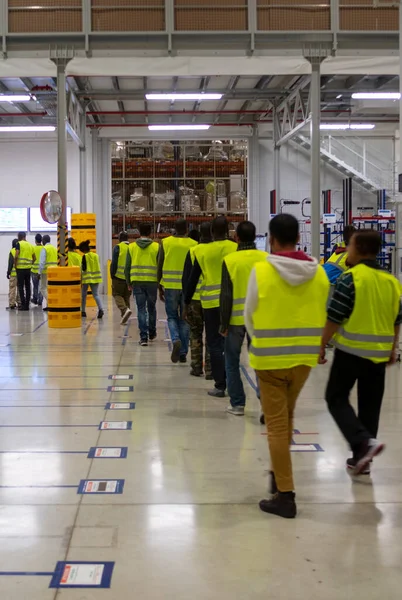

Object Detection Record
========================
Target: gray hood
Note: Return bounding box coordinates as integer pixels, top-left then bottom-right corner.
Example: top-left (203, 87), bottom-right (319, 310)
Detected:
top-left (267, 254), bottom-right (319, 286)
top-left (136, 238), bottom-right (153, 249)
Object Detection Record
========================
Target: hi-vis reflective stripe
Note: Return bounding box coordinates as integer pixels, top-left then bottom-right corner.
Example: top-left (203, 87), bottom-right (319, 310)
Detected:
top-left (338, 328), bottom-right (394, 343)
top-left (130, 272), bottom-right (157, 278)
top-left (231, 310), bottom-right (244, 317)
top-left (132, 265), bottom-right (157, 271)
top-left (201, 293), bottom-right (220, 301)
top-left (250, 345), bottom-right (320, 356)
top-left (203, 284), bottom-right (221, 292)
top-left (334, 253), bottom-right (345, 265)
top-left (253, 327), bottom-right (323, 338)
top-left (82, 271), bottom-right (101, 280)
top-left (164, 270), bottom-right (182, 275)
top-left (17, 258), bottom-right (31, 265)
top-left (334, 341), bottom-right (391, 358)
top-left (233, 297), bottom-right (246, 305)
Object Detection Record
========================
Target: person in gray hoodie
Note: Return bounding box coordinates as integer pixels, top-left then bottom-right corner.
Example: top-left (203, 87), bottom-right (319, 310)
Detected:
top-left (125, 223), bottom-right (160, 346)
top-left (245, 214), bottom-right (329, 519)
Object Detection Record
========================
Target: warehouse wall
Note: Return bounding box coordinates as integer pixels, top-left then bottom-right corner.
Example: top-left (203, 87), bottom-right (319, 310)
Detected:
top-left (258, 139), bottom-right (379, 232)
top-left (0, 137), bottom-right (80, 296)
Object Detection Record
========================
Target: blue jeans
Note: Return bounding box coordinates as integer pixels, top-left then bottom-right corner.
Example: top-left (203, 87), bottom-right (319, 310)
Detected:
top-left (31, 273), bottom-right (43, 305)
top-left (133, 282), bottom-right (157, 341)
top-left (82, 283), bottom-right (103, 312)
top-left (225, 324), bottom-right (248, 407)
top-left (165, 288), bottom-right (189, 356)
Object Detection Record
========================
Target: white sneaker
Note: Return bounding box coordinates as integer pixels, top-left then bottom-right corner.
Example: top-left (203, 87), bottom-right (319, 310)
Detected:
top-left (226, 405), bottom-right (245, 416)
top-left (120, 308), bottom-right (132, 325)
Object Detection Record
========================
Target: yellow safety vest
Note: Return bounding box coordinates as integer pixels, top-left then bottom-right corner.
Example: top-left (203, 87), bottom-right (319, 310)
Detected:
top-left (224, 249), bottom-right (268, 326)
top-left (31, 245), bottom-right (43, 274)
top-left (195, 239), bottom-right (238, 308)
top-left (68, 251), bottom-right (82, 268)
top-left (116, 242), bottom-right (130, 280)
top-left (189, 245), bottom-right (204, 302)
top-left (333, 264), bottom-right (400, 363)
top-left (249, 261), bottom-right (329, 370)
top-left (129, 241), bottom-right (159, 283)
top-left (16, 240), bottom-right (35, 270)
top-left (82, 252), bottom-right (102, 285)
top-left (42, 244), bottom-right (58, 274)
top-left (326, 249), bottom-right (348, 272)
top-left (162, 236), bottom-right (197, 290)
top-left (10, 248), bottom-right (16, 277)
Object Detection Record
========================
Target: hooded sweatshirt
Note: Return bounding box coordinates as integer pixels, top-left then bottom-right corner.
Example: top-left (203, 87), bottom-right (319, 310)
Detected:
top-left (244, 251), bottom-right (320, 338)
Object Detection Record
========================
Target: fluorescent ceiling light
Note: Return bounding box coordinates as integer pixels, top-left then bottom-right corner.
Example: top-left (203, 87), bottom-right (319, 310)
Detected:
top-left (146, 93), bottom-right (223, 101)
top-left (320, 123), bottom-right (375, 131)
top-left (0, 95), bottom-right (31, 103)
top-left (351, 92), bottom-right (400, 100)
top-left (148, 124), bottom-right (211, 131)
top-left (0, 126), bottom-right (56, 132)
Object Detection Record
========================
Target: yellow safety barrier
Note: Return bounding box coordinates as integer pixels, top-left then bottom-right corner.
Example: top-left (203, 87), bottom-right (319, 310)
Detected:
top-left (47, 266), bottom-right (82, 329)
top-left (107, 259), bottom-right (112, 296)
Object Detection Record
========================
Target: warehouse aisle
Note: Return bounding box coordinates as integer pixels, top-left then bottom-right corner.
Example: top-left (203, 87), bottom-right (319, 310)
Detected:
top-left (0, 297), bottom-right (402, 599)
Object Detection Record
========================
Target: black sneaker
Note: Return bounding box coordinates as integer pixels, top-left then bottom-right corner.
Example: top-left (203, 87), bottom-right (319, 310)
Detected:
top-left (207, 388), bottom-right (225, 398)
top-left (205, 373), bottom-right (214, 381)
top-left (259, 492), bottom-right (297, 519)
top-left (6, 306), bottom-right (16, 311)
top-left (149, 334), bottom-right (157, 342)
top-left (97, 309), bottom-right (104, 319)
top-left (81, 311), bottom-right (87, 318)
top-left (139, 340), bottom-right (148, 347)
top-left (190, 369), bottom-right (203, 377)
top-left (354, 439), bottom-right (384, 475)
top-left (346, 458), bottom-right (370, 476)
top-left (179, 355), bottom-right (187, 364)
top-left (171, 340), bottom-right (181, 363)
top-left (269, 471), bottom-right (278, 495)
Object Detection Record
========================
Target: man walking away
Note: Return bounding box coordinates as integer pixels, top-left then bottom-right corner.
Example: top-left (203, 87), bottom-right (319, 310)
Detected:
top-left (126, 222), bottom-right (159, 346)
top-left (221, 220), bottom-right (267, 415)
top-left (67, 238), bottom-right (82, 268)
top-left (6, 239), bottom-right (20, 310)
top-left (31, 234), bottom-right (43, 306)
top-left (182, 222), bottom-right (212, 379)
top-left (245, 214), bottom-right (329, 518)
top-left (184, 216), bottom-right (237, 397)
top-left (15, 231), bottom-right (35, 311)
top-left (111, 231), bottom-right (131, 325)
top-left (79, 240), bottom-right (104, 319)
top-left (320, 230), bottom-right (401, 476)
top-left (158, 219), bottom-right (197, 363)
top-left (39, 235), bottom-right (58, 312)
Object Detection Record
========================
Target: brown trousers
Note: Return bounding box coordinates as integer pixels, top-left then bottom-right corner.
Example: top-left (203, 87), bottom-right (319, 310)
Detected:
top-left (257, 366), bottom-right (311, 492)
top-left (112, 278), bottom-right (131, 316)
top-left (9, 276), bottom-right (19, 307)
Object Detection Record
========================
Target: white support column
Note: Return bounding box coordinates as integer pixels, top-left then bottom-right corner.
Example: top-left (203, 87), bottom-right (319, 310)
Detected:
top-left (92, 133), bottom-right (112, 290)
top-left (57, 64), bottom-right (68, 266)
top-left (273, 108), bottom-right (281, 201)
top-left (310, 58), bottom-right (321, 260)
top-left (79, 145), bottom-right (87, 212)
top-left (86, 127), bottom-right (94, 213)
top-left (247, 128), bottom-right (260, 228)
top-left (0, 0), bottom-right (7, 56)
top-left (397, 0), bottom-right (402, 279)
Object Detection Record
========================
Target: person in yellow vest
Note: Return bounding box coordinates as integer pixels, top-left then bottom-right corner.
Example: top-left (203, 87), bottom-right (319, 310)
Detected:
top-left (182, 222), bottom-right (213, 379)
top-left (245, 214), bottom-right (329, 518)
top-left (14, 231), bottom-right (36, 311)
top-left (31, 234), bottom-right (43, 307)
top-left (220, 221), bottom-right (267, 415)
top-left (157, 219), bottom-right (197, 362)
top-left (184, 216), bottom-right (237, 397)
top-left (6, 238), bottom-right (20, 310)
top-left (323, 225), bottom-right (356, 285)
top-left (39, 234), bottom-right (58, 312)
top-left (67, 237), bottom-right (83, 268)
top-left (126, 223), bottom-right (159, 346)
top-left (320, 230), bottom-right (401, 477)
top-left (78, 240), bottom-right (104, 319)
top-left (110, 231), bottom-right (131, 325)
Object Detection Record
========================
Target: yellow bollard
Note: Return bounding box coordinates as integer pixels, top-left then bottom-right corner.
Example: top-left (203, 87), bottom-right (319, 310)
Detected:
top-left (47, 266), bottom-right (82, 329)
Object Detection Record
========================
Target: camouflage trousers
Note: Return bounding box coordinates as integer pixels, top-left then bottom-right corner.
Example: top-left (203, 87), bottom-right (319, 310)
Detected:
top-left (187, 300), bottom-right (212, 376)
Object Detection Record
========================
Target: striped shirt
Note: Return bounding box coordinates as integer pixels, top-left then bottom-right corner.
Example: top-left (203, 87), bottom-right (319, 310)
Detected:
top-left (328, 260), bottom-right (402, 326)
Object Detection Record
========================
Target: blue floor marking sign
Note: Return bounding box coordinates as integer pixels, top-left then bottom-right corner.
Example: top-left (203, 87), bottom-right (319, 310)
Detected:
top-left (77, 479), bottom-right (125, 494)
top-left (49, 561), bottom-right (115, 588)
top-left (99, 421), bottom-right (132, 430)
top-left (107, 385), bottom-right (134, 392)
top-left (105, 402), bottom-right (135, 410)
top-left (88, 447), bottom-right (128, 459)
